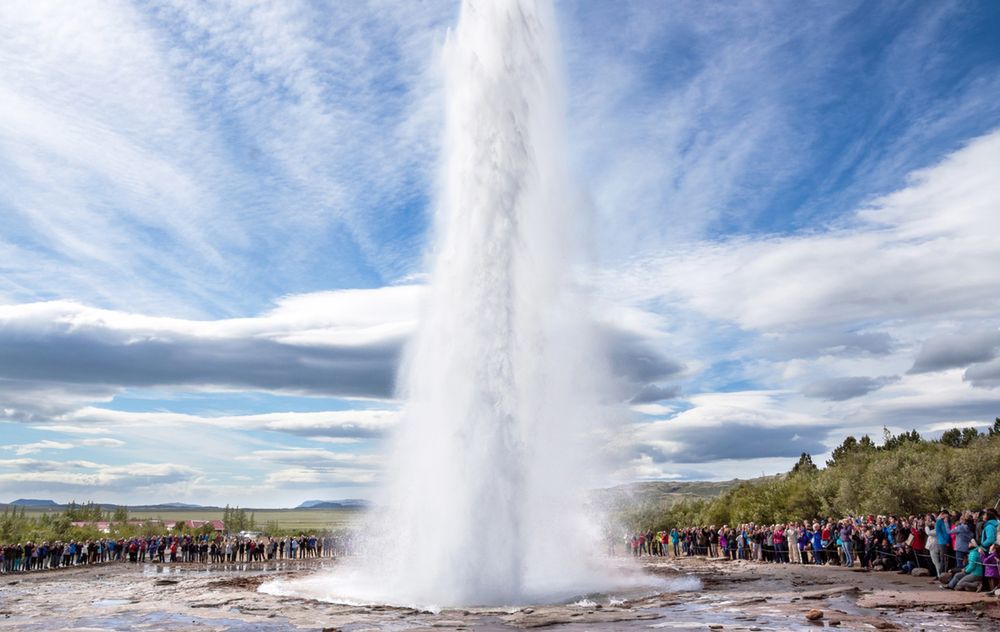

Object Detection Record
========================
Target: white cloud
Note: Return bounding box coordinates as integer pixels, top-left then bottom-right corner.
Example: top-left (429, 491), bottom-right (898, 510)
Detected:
top-left (80, 438), bottom-right (126, 448)
top-left (0, 459), bottom-right (200, 493)
top-left (6, 441), bottom-right (74, 456)
top-left (4, 437), bottom-right (124, 456)
top-left (241, 448), bottom-right (381, 469)
top-left (264, 468), bottom-right (377, 487)
top-left (57, 407), bottom-right (398, 440)
top-left (606, 129), bottom-right (1000, 332)
top-left (31, 424), bottom-right (112, 435)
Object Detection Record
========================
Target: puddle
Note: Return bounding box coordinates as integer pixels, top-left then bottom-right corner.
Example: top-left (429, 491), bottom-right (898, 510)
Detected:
top-left (91, 599), bottom-right (133, 607)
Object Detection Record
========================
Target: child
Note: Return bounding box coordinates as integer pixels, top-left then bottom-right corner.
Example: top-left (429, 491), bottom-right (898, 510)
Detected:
top-left (982, 544), bottom-right (999, 592)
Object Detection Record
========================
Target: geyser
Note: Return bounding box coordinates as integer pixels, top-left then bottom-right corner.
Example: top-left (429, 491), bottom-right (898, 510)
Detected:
top-left (264, 0), bottom-right (647, 608)
top-left (375, 0), bottom-right (610, 606)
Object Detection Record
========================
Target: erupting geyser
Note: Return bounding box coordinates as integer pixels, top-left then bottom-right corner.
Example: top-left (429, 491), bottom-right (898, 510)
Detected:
top-left (265, 0), bottom-right (639, 607)
top-left (376, 0), bottom-right (610, 606)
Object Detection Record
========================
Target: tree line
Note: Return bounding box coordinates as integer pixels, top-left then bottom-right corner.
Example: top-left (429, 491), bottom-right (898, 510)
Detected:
top-left (623, 418), bottom-right (1000, 531)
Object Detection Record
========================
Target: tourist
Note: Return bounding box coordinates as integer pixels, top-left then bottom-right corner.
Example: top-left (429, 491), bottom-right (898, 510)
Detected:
top-left (951, 513), bottom-right (974, 569)
top-left (934, 511), bottom-right (952, 572)
top-left (982, 509), bottom-right (999, 548)
top-left (945, 540), bottom-right (985, 591)
top-left (840, 519), bottom-right (855, 568)
top-left (983, 544), bottom-right (999, 592)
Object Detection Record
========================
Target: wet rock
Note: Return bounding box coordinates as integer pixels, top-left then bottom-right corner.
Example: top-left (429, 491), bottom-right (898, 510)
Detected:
top-left (709, 625), bottom-right (723, 629)
top-left (801, 586), bottom-right (860, 600)
top-left (828, 620), bottom-right (841, 626)
top-left (805, 609), bottom-right (824, 621)
top-left (733, 597), bottom-right (767, 606)
top-left (206, 576), bottom-right (268, 590)
top-left (154, 579), bottom-right (179, 586)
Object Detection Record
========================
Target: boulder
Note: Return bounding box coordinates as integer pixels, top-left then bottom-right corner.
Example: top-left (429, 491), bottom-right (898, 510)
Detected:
top-left (910, 568), bottom-right (929, 577)
top-left (805, 609), bottom-right (824, 621)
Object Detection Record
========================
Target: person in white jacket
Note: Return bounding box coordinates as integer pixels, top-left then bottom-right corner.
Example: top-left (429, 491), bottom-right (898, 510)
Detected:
top-left (925, 514), bottom-right (942, 576)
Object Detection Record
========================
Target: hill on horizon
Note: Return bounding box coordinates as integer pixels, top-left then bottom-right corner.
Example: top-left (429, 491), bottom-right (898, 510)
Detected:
top-left (297, 499), bottom-right (370, 509)
top-left (10, 498), bottom-right (59, 507)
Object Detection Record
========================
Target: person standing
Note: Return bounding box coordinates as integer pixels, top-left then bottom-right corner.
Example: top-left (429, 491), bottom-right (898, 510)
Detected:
top-left (840, 519), bottom-right (855, 568)
top-left (982, 509), bottom-right (999, 548)
top-left (935, 511), bottom-right (953, 572)
top-left (786, 524), bottom-right (799, 564)
top-left (951, 515), bottom-right (974, 569)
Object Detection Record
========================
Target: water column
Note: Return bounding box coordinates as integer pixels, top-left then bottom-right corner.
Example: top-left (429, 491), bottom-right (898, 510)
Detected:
top-left (379, 0), bottom-right (606, 606)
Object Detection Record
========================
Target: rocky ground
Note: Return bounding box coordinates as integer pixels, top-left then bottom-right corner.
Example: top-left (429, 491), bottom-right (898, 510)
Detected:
top-left (0, 555), bottom-right (996, 631)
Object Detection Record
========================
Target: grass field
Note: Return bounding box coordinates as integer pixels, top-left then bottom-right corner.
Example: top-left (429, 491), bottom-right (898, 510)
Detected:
top-left (138, 508), bottom-right (363, 531)
top-left (11, 507), bottom-right (364, 532)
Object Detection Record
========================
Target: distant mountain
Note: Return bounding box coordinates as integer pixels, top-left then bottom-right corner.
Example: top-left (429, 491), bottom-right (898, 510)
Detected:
top-left (147, 502), bottom-right (203, 508)
top-left (11, 499), bottom-right (58, 507)
top-left (297, 499), bottom-right (370, 509)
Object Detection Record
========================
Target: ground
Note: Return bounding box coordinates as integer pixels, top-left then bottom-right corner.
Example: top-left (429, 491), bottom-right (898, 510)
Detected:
top-left (0, 555), bottom-right (996, 631)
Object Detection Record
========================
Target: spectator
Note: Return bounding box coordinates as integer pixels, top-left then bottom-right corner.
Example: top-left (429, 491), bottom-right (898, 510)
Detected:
top-left (945, 540), bottom-right (985, 591)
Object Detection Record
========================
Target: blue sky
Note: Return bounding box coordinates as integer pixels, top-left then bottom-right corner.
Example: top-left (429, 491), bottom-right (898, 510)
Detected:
top-left (1, 0), bottom-right (999, 506)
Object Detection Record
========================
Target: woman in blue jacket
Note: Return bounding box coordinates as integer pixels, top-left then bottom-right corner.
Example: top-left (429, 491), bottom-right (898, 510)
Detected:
top-left (981, 508), bottom-right (999, 548)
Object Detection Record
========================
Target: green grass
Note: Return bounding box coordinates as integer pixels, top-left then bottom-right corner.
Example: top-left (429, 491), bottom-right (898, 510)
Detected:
top-left (11, 507), bottom-right (364, 532)
top-left (134, 508), bottom-right (363, 531)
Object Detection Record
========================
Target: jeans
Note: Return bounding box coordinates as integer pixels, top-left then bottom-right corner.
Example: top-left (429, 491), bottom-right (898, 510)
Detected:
top-left (930, 547), bottom-right (945, 575)
top-left (843, 540), bottom-right (854, 568)
top-left (955, 549), bottom-right (968, 569)
top-left (948, 571), bottom-right (981, 591)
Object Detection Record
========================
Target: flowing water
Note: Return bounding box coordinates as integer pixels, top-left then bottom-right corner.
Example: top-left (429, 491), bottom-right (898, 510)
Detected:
top-left (263, 0), bottom-right (651, 608)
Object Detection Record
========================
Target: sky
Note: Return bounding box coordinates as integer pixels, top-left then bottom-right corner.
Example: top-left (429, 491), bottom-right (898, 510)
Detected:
top-left (1, 0), bottom-right (999, 507)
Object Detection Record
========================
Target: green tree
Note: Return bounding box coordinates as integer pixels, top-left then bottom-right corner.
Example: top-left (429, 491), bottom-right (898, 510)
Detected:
top-left (111, 505), bottom-right (129, 523)
top-left (882, 428), bottom-right (922, 451)
top-left (791, 452), bottom-right (818, 474)
top-left (827, 436), bottom-right (858, 467)
top-left (940, 428), bottom-right (964, 447)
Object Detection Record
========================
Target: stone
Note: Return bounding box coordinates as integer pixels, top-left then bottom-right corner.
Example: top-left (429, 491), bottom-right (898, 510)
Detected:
top-left (910, 568), bottom-right (929, 577)
top-left (805, 609), bottom-right (824, 621)
top-left (801, 586), bottom-right (859, 600)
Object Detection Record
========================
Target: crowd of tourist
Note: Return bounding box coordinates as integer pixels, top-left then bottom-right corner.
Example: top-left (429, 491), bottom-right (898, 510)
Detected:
top-left (0, 533), bottom-right (348, 573)
top-left (626, 508), bottom-right (1000, 593)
